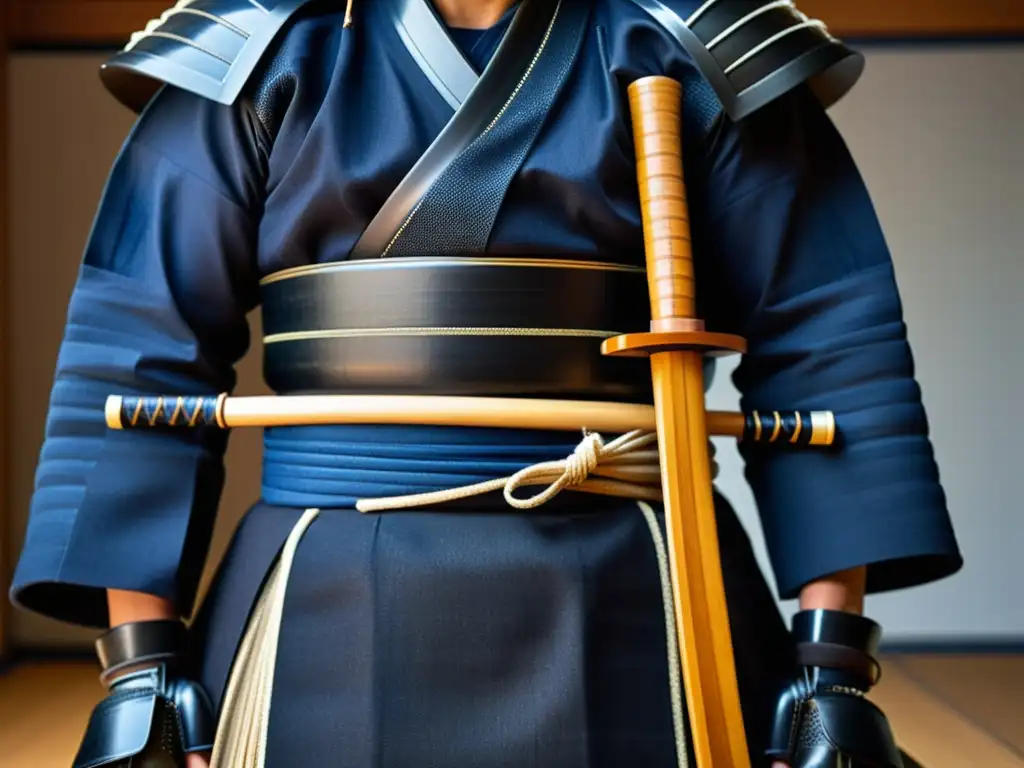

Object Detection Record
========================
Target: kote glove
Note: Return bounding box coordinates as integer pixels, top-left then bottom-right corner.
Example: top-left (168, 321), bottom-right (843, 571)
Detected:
top-left (768, 609), bottom-right (903, 768)
top-left (73, 619), bottom-right (215, 768)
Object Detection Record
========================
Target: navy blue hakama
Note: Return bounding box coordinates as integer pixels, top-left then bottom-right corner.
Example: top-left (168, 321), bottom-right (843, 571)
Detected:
top-left (190, 425), bottom-right (794, 766)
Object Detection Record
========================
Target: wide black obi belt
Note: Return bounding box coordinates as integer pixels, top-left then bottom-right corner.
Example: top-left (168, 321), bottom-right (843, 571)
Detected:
top-left (259, 257), bottom-right (658, 402)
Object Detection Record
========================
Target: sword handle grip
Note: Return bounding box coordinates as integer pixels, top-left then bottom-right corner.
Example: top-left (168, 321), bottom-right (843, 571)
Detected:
top-left (105, 394), bottom-right (227, 430)
top-left (741, 410), bottom-right (836, 447)
top-left (628, 76), bottom-right (696, 328)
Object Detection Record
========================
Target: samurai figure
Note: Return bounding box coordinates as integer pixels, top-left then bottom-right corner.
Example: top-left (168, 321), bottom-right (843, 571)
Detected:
top-left (11, 1), bottom-right (962, 766)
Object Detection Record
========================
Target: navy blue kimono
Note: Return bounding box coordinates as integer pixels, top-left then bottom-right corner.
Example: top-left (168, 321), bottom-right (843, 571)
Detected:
top-left (12, 1), bottom-right (962, 765)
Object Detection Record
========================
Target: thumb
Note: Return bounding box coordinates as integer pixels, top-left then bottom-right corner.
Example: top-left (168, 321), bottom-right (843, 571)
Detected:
top-left (773, 763), bottom-right (790, 768)
top-left (187, 753), bottom-right (211, 768)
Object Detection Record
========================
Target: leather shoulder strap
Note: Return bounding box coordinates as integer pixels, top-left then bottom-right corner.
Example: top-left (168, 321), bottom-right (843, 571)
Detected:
top-left (99, 0), bottom-right (320, 113)
top-left (630, 0), bottom-right (865, 121)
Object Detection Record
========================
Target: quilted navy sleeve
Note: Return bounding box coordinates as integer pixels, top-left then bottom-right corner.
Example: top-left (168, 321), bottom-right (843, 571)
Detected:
top-left (693, 87), bottom-right (962, 599)
top-left (10, 86), bottom-right (264, 627)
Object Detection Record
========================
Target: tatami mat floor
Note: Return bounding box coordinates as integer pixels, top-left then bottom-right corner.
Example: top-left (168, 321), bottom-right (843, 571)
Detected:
top-left (0, 655), bottom-right (1021, 767)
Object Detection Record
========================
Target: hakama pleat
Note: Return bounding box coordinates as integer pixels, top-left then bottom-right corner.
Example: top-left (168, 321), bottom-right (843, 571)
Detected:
top-left (191, 492), bottom-right (794, 767)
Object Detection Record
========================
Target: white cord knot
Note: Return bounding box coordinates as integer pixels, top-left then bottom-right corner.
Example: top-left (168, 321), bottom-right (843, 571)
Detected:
top-left (567, 432), bottom-right (602, 483)
top-left (355, 429), bottom-right (676, 514)
top-left (503, 429), bottom-right (660, 510)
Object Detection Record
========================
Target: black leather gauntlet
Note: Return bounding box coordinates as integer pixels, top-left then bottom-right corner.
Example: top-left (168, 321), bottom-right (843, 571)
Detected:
top-left (767, 609), bottom-right (903, 768)
top-left (73, 619), bottom-right (216, 768)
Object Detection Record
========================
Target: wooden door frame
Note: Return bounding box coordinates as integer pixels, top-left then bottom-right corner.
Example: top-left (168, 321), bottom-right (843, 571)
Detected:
top-left (6, 0), bottom-right (1024, 45)
top-left (1, 0), bottom-right (11, 661)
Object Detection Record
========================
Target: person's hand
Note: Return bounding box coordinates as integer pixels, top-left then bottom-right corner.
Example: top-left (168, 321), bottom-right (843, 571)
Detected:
top-left (187, 752), bottom-right (212, 768)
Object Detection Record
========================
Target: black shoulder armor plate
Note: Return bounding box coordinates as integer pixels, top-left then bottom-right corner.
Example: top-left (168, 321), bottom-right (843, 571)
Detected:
top-left (631, 0), bottom-right (865, 121)
top-left (100, 0), bottom-right (319, 113)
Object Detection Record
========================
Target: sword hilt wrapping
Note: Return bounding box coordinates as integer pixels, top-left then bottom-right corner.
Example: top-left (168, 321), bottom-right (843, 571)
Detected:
top-left (628, 77), bottom-right (696, 327)
top-left (742, 410), bottom-right (836, 447)
top-left (105, 394), bottom-right (227, 430)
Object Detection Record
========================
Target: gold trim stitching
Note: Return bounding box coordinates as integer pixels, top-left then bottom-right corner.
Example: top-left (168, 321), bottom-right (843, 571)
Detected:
top-left (263, 326), bottom-right (621, 344)
top-left (259, 257), bottom-right (645, 285)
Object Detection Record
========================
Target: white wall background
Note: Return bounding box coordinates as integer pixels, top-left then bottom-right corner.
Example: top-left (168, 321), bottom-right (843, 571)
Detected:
top-left (710, 43), bottom-right (1024, 641)
top-left (6, 43), bottom-right (1024, 647)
